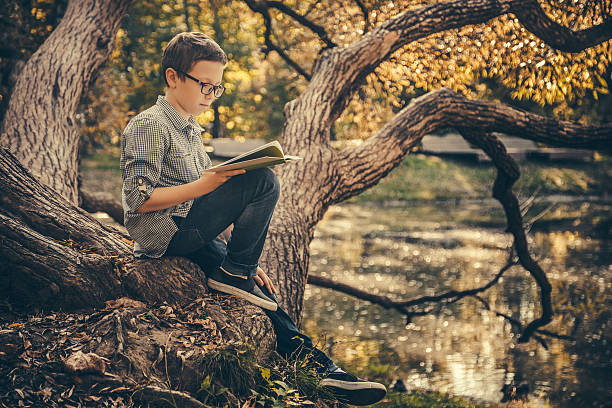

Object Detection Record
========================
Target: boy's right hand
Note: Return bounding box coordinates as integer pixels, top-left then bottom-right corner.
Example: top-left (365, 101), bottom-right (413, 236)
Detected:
top-left (198, 169), bottom-right (246, 193)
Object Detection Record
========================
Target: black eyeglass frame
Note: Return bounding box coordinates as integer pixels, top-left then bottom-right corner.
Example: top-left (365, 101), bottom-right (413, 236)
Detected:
top-left (177, 69), bottom-right (225, 97)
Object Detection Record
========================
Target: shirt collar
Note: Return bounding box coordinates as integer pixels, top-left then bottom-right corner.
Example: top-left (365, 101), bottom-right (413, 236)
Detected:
top-left (156, 95), bottom-right (202, 132)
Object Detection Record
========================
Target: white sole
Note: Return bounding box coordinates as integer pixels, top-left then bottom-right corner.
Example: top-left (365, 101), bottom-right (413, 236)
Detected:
top-left (208, 279), bottom-right (278, 311)
top-left (320, 379), bottom-right (387, 391)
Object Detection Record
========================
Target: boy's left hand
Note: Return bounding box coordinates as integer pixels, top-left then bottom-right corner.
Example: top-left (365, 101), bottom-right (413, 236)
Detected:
top-left (255, 267), bottom-right (277, 295)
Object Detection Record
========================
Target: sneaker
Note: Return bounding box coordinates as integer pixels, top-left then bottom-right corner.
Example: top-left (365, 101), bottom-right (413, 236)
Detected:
top-left (207, 266), bottom-right (278, 311)
top-left (320, 367), bottom-right (387, 406)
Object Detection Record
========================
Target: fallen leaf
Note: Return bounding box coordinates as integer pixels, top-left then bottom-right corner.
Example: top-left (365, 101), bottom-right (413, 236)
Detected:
top-left (63, 351), bottom-right (107, 374)
top-left (61, 385), bottom-right (75, 399)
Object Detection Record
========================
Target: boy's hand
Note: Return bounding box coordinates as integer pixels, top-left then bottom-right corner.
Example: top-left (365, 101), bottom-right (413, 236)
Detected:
top-left (198, 169), bottom-right (245, 193)
top-left (255, 267), bottom-right (277, 295)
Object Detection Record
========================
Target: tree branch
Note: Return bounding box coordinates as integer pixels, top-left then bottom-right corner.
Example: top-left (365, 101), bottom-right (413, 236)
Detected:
top-left (308, 259), bottom-right (566, 342)
top-left (308, 260), bottom-right (514, 317)
top-left (333, 88), bottom-right (610, 204)
top-left (291, 0), bottom-right (612, 139)
top-left (243, 0), bottom-right (313, 80)
top-left (512, 0), bottom-right (612, 53)
top-left (456, 129), bottom-right (552, 342)
top-left (265, 1), bottom-right (337, 49)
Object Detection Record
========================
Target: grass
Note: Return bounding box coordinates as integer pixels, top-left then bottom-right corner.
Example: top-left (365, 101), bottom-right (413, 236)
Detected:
top-left (347, 153), bottom-right (611, 203)
top-left (372, 391), bottom-right (494, 408)
top-left (195, 345), bottom-right (335, 407)
top-left (80, 147), bottom-right (121, 170)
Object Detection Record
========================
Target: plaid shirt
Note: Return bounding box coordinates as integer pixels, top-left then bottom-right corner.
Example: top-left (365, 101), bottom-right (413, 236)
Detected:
top-left (120, 95), bottom-right (212, 258)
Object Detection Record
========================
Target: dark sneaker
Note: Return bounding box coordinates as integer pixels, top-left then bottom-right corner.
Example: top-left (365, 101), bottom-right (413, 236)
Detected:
top-left (207, 266), bottom-right (278, 311)
top-left (320, 367), bottom-right (387, 406)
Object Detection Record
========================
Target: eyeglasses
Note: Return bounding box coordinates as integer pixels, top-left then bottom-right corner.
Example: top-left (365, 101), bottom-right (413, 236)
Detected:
top-left (177, 70), bottom-right (225, 97)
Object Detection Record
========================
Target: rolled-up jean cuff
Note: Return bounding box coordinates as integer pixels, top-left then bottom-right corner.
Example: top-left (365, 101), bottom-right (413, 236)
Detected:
top-left (220, 257), bottom-right (258, 279)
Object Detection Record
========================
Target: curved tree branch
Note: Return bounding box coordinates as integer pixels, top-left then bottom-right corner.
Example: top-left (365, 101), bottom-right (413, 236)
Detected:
top-left (308, 258), bottom-right (565, 342)
top-left (333, 88), bottom-right (611, 204)
top-left (265, 1), bottom-right (337, 49)
top-left (457, 129), bottom-right (552, 342)
top-left (512, 0), bottom-right (612, 53)
top-left (308, 259), bottom-right (514, 314)
top-left (243, 0), bottom-right (313, 80)
top-left (284, 0), bottom-right (612, 145)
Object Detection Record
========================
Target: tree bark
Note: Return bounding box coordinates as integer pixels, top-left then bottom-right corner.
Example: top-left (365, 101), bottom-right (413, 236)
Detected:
top-left (0, 0), bottom-right (132, 204)
top-left (0, 147), bottom-right (267, 335)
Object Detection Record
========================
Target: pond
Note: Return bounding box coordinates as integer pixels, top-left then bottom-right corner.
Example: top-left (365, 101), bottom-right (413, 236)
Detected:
top-left (302, 198), bottom-right (611, 407)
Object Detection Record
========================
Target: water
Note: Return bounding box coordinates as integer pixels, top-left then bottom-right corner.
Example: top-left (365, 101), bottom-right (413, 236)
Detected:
top-left (303, 199), bottom-right (611, 407)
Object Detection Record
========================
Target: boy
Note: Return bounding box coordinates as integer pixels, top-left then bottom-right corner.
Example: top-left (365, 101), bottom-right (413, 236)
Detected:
top-left (120, 31), bottom-right (386, 405)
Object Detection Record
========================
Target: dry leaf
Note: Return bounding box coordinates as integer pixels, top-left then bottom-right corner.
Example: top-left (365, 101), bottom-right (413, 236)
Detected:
top-left (61, 385), bottom-right (75, 399)
top-left (63, 351), bottom-right (107, 374)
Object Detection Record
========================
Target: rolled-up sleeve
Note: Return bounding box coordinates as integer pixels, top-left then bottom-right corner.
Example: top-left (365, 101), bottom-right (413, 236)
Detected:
top-left (121, 118), bottom-right (168, 213)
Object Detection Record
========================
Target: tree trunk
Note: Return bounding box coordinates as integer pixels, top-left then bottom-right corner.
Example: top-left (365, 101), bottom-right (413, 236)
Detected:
top-left (0, 0), bottom-right (132, 204)
top-left (0, 147), bottom-right (267, 335)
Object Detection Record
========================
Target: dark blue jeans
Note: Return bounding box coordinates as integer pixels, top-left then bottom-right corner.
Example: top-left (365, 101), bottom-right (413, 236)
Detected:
top-left (166, 168), bottom-right (280, 279)
top-left (165, 168), bottom-right (334, 370)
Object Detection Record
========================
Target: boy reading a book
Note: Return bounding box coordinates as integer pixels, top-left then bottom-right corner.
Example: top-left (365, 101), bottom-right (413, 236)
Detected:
top-left (120, 31), bottom-right (386, 405)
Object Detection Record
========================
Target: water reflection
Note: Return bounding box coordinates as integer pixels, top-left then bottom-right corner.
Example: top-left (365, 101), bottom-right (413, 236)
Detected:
top-left (303, 199), bottom-right (611, 407)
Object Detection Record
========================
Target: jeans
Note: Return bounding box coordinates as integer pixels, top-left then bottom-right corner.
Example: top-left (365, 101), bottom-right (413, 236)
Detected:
top-left (166, 168), bottom-right (280, 279)
top-left (164, 168), bottom-right (334, 371)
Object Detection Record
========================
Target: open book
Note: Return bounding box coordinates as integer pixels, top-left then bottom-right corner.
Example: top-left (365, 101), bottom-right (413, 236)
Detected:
top-left (207, 140), bottom-right (301, 172)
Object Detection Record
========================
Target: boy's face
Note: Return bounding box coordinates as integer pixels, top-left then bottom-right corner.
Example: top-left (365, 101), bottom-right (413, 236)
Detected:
top-left (165, 59), bottom-right (225, 120)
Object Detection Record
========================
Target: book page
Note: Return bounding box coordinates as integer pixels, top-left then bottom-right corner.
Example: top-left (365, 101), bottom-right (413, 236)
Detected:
top-left (215, 141), bottom-right (284, 167)
top-left (208, 156), bottom-right (287, 172)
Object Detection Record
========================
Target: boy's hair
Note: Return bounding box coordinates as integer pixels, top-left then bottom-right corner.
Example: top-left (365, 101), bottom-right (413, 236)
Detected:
top-left (161, 32), bottom-right (228, 86)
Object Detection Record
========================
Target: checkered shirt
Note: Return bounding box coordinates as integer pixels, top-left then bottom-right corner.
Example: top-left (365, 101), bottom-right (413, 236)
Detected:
top-left (120, 95), bottom-right (212, 258)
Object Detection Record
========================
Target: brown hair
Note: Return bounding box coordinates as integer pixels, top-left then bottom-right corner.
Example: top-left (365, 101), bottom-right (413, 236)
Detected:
top-left (161, 32), bottom-right (228, 86)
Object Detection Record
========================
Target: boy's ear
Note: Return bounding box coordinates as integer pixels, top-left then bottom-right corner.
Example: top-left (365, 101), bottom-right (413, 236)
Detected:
top-left (165, 68), bottom-right (179, 88)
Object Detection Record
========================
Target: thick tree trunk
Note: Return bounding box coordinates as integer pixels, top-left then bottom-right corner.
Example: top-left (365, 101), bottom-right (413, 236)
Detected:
top-left (0, 146), bottom-right (275, 405)
top-left (0, 0), bottom-right (132, 204)
top-left (0, 148), bottom-right (270, 338)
